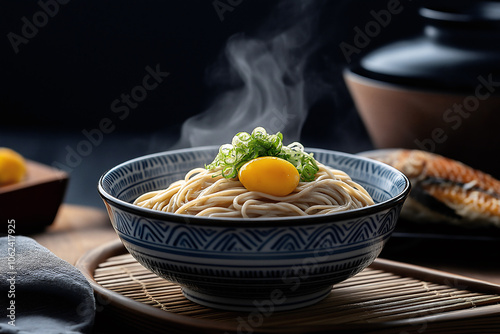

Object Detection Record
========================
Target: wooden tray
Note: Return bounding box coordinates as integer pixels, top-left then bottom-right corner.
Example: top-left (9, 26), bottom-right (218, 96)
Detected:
top-left (76, 240), bottom-right (500, 334)
top-left (0, 160), bottom-right (68, 232)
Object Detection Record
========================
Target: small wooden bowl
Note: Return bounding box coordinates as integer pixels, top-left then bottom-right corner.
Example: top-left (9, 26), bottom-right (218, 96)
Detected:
top-left (0, 160), bottom-right (68, 233)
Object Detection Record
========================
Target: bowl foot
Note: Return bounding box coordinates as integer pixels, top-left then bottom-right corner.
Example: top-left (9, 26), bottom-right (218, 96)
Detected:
top-left (182, 286), bottom-right (332, 312)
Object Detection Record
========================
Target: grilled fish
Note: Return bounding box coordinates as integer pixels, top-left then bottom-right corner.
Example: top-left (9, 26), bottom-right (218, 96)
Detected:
top-left (365, 149), bottom-right (500, 228)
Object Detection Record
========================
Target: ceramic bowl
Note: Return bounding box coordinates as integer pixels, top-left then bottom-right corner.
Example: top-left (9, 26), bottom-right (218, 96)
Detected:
top-left (98, 146), bottom-right (410, 311)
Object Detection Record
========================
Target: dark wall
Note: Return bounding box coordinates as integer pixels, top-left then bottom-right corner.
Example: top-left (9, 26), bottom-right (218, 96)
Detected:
top-left (0, 0), bottom-right (424, 207)
top-left (1, 0), bottom-right (422, 134)
top-left (1, 1), bottom-right (274, 131)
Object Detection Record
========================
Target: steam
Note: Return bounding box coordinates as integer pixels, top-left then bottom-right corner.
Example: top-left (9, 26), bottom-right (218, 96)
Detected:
top-left (174, 1), bottom-right (327, 148)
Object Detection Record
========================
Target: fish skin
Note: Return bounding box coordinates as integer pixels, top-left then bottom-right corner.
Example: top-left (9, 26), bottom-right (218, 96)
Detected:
top-left (373, 149), bottom-right (500, 227)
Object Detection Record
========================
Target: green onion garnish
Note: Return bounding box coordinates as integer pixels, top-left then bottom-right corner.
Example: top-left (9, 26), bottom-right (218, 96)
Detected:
top-left (205, 127), bottom-right (319, 182)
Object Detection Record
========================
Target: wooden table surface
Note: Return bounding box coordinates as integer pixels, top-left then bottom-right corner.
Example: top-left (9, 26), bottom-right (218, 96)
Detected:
top-left (32, 204), bottom-right (119, 265)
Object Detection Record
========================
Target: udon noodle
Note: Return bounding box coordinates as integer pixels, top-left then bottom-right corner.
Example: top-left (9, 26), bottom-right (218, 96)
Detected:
top-left (133, 163), bottom-right (374, 218)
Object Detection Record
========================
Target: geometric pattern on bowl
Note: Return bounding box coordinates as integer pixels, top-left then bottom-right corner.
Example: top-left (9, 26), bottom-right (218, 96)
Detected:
top-left (99, 146), bottom-right (410, 311)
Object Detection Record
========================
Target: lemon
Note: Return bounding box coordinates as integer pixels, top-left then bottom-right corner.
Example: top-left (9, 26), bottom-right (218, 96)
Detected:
top-left (0, 147), bottom-right (27, 185)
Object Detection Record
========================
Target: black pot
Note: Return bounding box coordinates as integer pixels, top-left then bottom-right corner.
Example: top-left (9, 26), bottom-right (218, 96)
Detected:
top-left (353, 1), bottom-right (500, 93)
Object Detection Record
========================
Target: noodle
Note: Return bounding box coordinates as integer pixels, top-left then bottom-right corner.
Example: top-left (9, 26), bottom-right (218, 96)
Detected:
top-left (133, 163), bottom-right (374, 218)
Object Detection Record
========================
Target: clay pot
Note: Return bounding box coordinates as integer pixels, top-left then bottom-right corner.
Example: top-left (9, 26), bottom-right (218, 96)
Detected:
top-left (344, 1), bottom-right (500, 178)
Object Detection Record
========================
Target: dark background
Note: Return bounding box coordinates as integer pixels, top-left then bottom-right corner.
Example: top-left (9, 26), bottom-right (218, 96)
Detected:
top-left (0, 0), bottom-right (424, 207)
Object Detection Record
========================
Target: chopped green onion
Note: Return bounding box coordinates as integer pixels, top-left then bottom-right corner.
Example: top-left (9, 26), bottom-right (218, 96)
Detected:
top-left (205, 127), bottom-right (319, 182)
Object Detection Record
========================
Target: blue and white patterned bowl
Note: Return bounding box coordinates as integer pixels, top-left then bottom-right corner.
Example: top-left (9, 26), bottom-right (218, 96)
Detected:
top-left (98, 146), bottom-right (410, 311)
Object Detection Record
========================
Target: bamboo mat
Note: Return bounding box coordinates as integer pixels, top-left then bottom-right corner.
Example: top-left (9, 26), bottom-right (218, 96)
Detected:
top-left (79, 241), bottom-right (500, 333)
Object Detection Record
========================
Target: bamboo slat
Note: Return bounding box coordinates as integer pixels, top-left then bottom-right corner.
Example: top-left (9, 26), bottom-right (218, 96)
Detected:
top-left (92, 252), bottom-right (500, 332)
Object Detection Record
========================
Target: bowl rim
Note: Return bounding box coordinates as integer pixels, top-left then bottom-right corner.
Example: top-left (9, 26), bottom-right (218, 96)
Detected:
top-left (97, 146), bottom-right (411, 227)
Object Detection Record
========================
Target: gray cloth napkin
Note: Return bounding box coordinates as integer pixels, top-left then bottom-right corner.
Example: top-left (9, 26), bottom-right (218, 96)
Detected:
top-left (0, 236), bottom-right (95, 333)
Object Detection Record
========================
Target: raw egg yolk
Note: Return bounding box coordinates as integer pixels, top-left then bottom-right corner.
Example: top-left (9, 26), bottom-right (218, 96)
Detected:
top-left (238, 157), bottom-right (300, 197)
